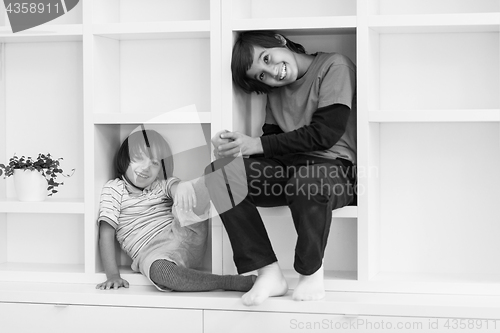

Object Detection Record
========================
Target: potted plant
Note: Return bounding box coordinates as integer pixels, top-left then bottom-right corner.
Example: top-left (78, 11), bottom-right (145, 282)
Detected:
top-left (0, 153), bottom-right (75, 202)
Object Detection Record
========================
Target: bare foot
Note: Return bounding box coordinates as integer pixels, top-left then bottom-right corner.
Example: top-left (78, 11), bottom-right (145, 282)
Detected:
top-left (241, 262), bottom-right (288, 306)
top-left (293, 264), bottom-right (325, 301)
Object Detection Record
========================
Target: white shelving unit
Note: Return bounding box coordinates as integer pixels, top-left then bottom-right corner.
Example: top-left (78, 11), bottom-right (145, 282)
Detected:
top-left (358, 0), bottom-right (500, 296)
top-left (1, 0), bottom-right (500, 331)
top-left (0, 0), bottom-right (219, 285)
top-left (0, 0), bottom-right (84, 280)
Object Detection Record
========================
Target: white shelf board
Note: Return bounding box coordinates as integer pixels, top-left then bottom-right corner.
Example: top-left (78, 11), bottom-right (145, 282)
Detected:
top-left (0, 24), bottom-right (83, 42)
top-left (368, 13), bottom-right (500, 33)
top-left (0, 199), bottom-right (84, 214)
top-left (361, 271), bottom-right (500, 296)
top-left (0, 265), bottom-right (87, 284)
top-left (92, 21), bottom-right (211, 40)
top-left (231, 16), bottom-right (357, 32)
top-left (94, 112), bottom-right (211, 125)
top-left (373, 271), bottom-right (500, 285)
top-left (369, 109), bottom-right (500, 122)
top-left (0, 262), bottom-right (84, 273)
top-left (258, 205), bottom-right (357, 219)
top-left (2, 281), bottom-right (500, 319)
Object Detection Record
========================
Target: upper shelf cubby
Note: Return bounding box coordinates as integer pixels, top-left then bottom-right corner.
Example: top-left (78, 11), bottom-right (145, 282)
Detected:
top-left (91, 0), bottom-right (212, 40)
top-left (365, 0), bottom-right (500, 34)
top-left (230, 0), bottom-right (356, 19)
top-left (92, 0), bottom-right (211, 24)
top-left (368, 29), bottom-right (500, 120)
top-left (0, 0), bottom-right (83, 42)
top-left (226, 0), bottom-right (357, 31)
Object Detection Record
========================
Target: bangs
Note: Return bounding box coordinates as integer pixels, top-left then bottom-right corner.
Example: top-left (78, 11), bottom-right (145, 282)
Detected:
top-left (128, 138), bottom-right (169, 162)
top-left (115, 129), bottom-right (174, 179)
top-left (231, 39), bottom-right (255, 94)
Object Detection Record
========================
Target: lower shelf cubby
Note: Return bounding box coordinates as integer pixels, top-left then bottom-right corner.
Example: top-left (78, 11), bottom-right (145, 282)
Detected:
top-left (373, 122), bottom-right (500, 293)
top-left (0, 213), bottom-right (85, 282)
top-left (221, 207), bottom-right (358, 290)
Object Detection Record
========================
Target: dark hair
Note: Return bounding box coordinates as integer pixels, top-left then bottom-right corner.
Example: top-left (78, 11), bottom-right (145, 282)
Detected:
top-left (115, 129), bottom-right (174, 180)
top-left (231, 30), bottom-right (306, 94)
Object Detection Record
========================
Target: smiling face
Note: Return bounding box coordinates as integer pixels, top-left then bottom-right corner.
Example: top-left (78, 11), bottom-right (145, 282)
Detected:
top-left (245, 45), bottom-right (300, 88)
top-left (125, 150), bottom-right (162, 189)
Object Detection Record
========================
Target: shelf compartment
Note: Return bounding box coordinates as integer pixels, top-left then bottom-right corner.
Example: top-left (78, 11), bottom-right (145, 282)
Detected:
top-left (0, 199), bottom-right (84, 214)
top-left (369, 30), bottom-right (499, 112)
top-left (93, 35), bottom-right (212, 115)
top-left (2, 41), bottom-right (84, 200)
top-left (373, 123), bottom-right (500, 286)
top-left (92, 0), bottom-right (211, 24)
top-left (92, 21), bottom-right (211, 40)
top-left (369, 109), bottom-right (500, 123)
top-left (0, 0), bottom-right (82, 42)
top-left (221, 211), bottom-right (358, 287)
top-left (0, 214), bottom-right (85, 279)
top-left (225, 30), bottom-right (357, 134)
top-left (93, 124), bottom-right (213, 276)
top-left (0, 0), bottom-right (82, 28)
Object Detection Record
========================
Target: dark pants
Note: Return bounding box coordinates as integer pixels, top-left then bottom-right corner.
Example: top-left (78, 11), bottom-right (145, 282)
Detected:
top-left (205, 154), bottom-right (355, 275)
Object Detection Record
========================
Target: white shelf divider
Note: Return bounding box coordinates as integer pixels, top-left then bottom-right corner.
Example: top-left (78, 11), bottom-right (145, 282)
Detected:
top-left (231, 16), bottom-right (357, 32)
top-left (0, 199), bottom-right (84, 214)
top-left (368, 13), bottom-right (500, 33)
top-left (369, 109), bottom-right (500, 123)
top-left (94, 112), bottom-right (211, 125)
top-left (0, 24), bottom-right (83, 42)
top-left (92, 21), bottom-right (211, 40)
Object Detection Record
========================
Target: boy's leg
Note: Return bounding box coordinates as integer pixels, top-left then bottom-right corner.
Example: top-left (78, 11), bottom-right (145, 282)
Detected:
top-left (204, 156), bottom-right (290, 305)
top-left (150, 259), bottom-right (256, 292)
top-left (287, 157), bottom-right (355, 301)
top-left (205, 156), bottom-right (289, 273)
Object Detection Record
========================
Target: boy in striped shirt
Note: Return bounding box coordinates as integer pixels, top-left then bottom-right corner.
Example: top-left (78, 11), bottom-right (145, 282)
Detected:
top-left (96, 129), bottom-right (255, 292)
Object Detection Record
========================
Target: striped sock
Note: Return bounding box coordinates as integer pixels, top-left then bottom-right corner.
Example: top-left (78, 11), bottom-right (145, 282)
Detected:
top-left (150, 259), bottom-right (256, 292)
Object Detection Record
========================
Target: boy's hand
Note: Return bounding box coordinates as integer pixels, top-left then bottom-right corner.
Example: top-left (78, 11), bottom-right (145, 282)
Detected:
top-left (96, 275), bottom-right (129, 290)
top-left (212, 130), bottom-right (231, 159)
top-left (217, 131), bottom-right (263, 157)
top-left (174, 181), bottom-right (196, 212)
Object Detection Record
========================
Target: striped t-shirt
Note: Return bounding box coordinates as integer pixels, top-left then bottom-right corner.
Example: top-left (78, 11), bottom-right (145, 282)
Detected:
top-left (97, 177), bottom-right (180, 260)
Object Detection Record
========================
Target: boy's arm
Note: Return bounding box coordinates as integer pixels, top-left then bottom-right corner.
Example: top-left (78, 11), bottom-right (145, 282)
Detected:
top-left (96, 222), bottom-right (129, 290)
top-left (260, 103), bottom-right (350, 157)
top-left (171, 178), bottom-right (209, 215)
top-left (172, 178), bottom-right (211, 226)
top-left (217, 104), bottom-right (349, 158)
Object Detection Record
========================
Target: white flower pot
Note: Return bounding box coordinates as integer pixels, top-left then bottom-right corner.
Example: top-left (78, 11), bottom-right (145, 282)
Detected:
top-left (13, 169), bottom-right (48, 202)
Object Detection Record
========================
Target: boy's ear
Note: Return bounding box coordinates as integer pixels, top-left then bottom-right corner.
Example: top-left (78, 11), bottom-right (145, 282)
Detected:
top-left (274, 34), bottom-right (287, 46)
